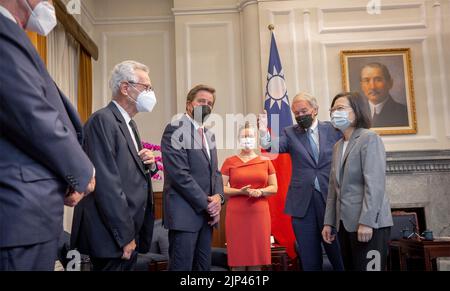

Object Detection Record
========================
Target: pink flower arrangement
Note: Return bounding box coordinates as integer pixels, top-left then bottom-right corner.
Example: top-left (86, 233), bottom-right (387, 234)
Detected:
top-left (142, 142), bottom-right (163, 180)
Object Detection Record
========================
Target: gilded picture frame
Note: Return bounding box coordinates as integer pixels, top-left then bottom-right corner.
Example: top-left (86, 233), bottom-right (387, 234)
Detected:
top-left (340, 48), bottom-right (417, 135)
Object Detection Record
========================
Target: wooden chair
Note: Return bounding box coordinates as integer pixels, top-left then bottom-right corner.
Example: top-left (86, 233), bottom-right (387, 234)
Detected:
top-left (388, 211), bottom-right (419, 270)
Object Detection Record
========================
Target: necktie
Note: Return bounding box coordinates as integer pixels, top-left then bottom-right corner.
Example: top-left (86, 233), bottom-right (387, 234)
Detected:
top-left (372, 112), bottom-right (380, 125)
top-left (129, 119), bottom-right (142, 151)
top-left (129, 119), bottom-right (154, 205)
top-left (197, 127), bottom-right (211, 161)
top-left (308, 128), bottom-right (319, 163)
top-left (197, 127), bottom-right (206, 148)
top-left (308, 128), bottom-right (321, 192)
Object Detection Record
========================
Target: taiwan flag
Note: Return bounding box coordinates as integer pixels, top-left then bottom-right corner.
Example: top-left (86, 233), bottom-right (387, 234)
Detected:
top-left (263, 31), bottom-right (296, 259)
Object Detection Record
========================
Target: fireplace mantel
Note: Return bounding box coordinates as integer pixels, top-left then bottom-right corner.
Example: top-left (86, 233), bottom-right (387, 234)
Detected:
top-left (386, 150), bottom-right (450, 174)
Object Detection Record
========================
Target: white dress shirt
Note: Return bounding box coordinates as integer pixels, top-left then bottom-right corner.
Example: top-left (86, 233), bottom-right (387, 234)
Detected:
top-left (342, 140), bottom-right (349, 163)
top-left (369, 98), bottom-right (388, 118)
top-left (0, 5), bottom-right (17, 24)
top-left (112, 101), bottom-right (140, 152)
top-left (185, 113), bottom-right (210, 159)
top-left (112, 101), bottom-right (157, 171)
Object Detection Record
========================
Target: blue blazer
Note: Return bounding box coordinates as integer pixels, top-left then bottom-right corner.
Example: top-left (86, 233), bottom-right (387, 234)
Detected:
top-left (161, 115), bottom-right (224, 232)
top-left (0, 15), bottom-right (93, 248)
top-left (270, 121), bottom-right (342, 218)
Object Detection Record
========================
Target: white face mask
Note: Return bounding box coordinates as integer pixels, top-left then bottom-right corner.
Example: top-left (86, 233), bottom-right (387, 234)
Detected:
top-left (239, 137), bottom-right (256, 149)
top-left (331, 110), bottom-right (352, 132)
top-left (24, 0), bottom-right (57, 36)
top-left (129, 89), bottom-right (157, 113)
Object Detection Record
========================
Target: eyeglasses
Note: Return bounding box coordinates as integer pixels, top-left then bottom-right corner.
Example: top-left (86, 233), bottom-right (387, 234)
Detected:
top-left (329, 105), bottom-right (352, 114)
top-left (128, 81), bottom-right (154, 93)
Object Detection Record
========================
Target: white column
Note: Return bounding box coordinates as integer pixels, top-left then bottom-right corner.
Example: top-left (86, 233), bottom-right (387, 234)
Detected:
top-left (240, 1), bottom-right (263, 115)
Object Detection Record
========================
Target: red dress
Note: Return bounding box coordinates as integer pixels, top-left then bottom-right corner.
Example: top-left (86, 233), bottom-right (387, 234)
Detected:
top-left (221, 155), bottom-right (276, 267)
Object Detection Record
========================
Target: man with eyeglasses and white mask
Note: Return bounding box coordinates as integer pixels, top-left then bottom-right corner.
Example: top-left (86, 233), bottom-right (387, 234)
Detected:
top-left (71, 60), bottom-right (159, 271)
top-left (0, 0), bottom-right (96, 271)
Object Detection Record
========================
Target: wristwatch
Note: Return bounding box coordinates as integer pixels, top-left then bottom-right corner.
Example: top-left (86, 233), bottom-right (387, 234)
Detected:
top-left (219, 193), bottom-right (225, 205)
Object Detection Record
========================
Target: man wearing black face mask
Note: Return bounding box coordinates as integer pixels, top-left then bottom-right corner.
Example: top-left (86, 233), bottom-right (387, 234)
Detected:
top-left (161, 84), bottom-right (224, 271)
top-left (259, 92), bottom-right (344, 271)
top-left (295, 113), bottom-right (314, 130)
top-left (192, 103), bottom-right (212, 125)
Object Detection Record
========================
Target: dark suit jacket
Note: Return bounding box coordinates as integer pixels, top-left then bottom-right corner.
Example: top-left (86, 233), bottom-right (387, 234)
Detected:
top-left (267, 121), bottom-right (342, 218)
top-left (0, 15), bottom-right (94, 248)
top-left (161, 114), bottom-right (224, 232)
top-left (372, 96), bottom-right (409, 127)
top-left (71, 102), bottom-right (155, 258)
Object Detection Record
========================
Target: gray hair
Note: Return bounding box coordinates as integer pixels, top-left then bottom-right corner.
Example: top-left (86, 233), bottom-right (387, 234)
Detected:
top-left (109, 60), bottom-right (149, 97)
top-left (291, 92), bottom-right (319, 110)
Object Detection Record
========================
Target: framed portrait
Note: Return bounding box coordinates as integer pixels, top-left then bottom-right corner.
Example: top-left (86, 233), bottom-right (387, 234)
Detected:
top-left (340, 48), bottom-right (417, 135)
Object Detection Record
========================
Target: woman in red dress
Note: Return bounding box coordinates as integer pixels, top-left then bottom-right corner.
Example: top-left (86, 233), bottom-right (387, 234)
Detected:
top-left (221, 123), bottom-right (277, 271)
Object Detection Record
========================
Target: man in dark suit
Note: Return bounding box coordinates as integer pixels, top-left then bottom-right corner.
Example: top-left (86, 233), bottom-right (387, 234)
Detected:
top-left (161, 84), bottom-right (224, 271)
top-left (0, 0), bottom-right (95, 271)
top-left (259, 92), bottom-right (344, 271)
top-left (360, 62), bottom-right (409, 127)
top-left (71, 60), bottom-right (158, 271)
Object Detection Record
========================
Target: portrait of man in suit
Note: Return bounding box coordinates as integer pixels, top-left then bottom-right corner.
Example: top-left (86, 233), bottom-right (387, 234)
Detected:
top-left (341, 48), bottom-right (417, 135)
top-left (360, 62), bottom-right (408, 127)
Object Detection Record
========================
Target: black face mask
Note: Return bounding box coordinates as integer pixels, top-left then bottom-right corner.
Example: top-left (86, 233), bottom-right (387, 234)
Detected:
top-left (296, 114), bottom-right (314, 129)
top-left (192, 105), bottom-right (211, 124)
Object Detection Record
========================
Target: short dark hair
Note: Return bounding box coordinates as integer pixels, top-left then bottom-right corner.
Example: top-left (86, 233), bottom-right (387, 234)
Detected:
top-left (360, 62), bottom-right (392, 82)
top-left (331, 92), bottom-right (372, 129)
top-left (186, 84), bottom-right (216, 105)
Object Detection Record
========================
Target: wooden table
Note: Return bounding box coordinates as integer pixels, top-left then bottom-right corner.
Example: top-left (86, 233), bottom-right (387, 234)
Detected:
top-left (398, 238), bottom-right (450, 271)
